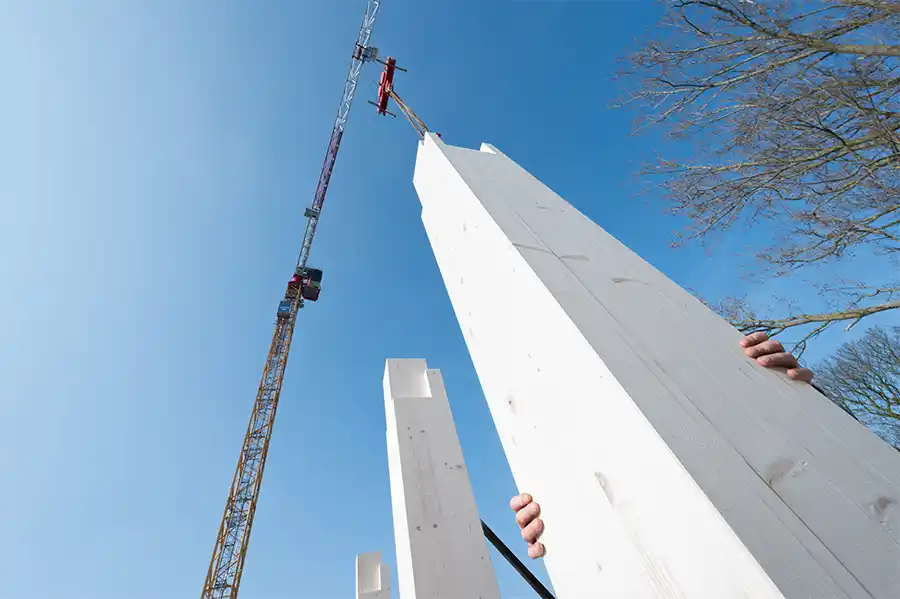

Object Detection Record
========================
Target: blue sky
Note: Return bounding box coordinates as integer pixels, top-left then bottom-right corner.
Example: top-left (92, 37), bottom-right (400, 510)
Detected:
top-left (1, 1), bottom-right (896, 598)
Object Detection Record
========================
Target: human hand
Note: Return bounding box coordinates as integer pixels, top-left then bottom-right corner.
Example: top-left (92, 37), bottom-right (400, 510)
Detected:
top-left (510, 493), bottom-right (545, 559)
top-left (739, 332), bottom-right (813, 383)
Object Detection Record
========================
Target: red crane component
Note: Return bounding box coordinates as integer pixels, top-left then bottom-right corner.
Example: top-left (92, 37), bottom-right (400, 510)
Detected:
top-left (371, 56), bottom-right (437, 139)
top-left (375, 57), bottom-right (396, 115)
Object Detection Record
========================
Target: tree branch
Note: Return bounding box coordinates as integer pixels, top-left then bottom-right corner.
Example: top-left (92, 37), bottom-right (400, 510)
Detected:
top-left (735, 300), bottom-right (900, 337)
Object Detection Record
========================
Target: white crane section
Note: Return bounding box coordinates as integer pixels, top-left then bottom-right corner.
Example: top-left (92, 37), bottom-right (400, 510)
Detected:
top-left (411, 133), bottom-right (900, 599)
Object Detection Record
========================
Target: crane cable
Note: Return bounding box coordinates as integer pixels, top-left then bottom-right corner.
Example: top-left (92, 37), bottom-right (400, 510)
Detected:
top-left (386, 81), bottom-right (554, 599)
top-left (389, 89), bottom-right (430, 138)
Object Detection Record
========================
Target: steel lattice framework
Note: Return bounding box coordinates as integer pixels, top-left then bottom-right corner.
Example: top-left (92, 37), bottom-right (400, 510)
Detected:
top-left (297, 0), bottom-right (380, 273)
top-left (201, 2), bottom-right (380, 598)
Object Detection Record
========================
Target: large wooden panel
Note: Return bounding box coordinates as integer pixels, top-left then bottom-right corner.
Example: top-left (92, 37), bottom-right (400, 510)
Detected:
top-left (412, 134), bottom-right (900, 599)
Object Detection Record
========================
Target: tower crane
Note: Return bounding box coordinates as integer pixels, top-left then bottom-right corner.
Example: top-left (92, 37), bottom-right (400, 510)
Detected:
top-left (200, 2), bottom-right (380, 597)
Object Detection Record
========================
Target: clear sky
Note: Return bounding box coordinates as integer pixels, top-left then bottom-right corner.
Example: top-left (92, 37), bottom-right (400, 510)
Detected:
top-left (1, 1), bottom-right (897, 599)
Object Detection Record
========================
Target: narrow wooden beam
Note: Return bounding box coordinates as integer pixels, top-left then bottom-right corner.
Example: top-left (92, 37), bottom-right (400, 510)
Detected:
top-left (383, 359), bottom-right (502, 599)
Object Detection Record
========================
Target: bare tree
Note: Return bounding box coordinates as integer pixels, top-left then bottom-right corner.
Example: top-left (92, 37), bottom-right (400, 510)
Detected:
top-left (814, 326), bottom-right (900, 447)
top-left (624, 0), bottom-right (900, 345)
top-left (709, 284), bottom-right (899, 356)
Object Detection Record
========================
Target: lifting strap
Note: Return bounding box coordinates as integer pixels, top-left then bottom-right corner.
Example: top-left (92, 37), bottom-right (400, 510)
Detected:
top-left (389, 89), bottom-right (430, 138)
top-left (481, 519), bottom-right (556, 599)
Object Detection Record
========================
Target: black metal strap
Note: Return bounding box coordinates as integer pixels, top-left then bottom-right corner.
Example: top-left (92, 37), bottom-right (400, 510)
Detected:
top-left (481, 520), bottom-right (556, 599)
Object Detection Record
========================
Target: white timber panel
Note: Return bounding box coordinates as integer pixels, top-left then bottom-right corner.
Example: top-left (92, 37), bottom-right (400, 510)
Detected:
top-left (357, 551), bottom-right (390, 599)
top-left (412, 133), bottom-right (900, 599)
top-left (383, 358), bottom-right (501, 599)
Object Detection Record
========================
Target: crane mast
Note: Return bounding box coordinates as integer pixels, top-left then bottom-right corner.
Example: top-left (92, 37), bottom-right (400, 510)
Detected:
top-left (201, 3), bottom-right (380, 598)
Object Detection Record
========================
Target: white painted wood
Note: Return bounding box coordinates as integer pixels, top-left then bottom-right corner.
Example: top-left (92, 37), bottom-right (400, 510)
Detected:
top-left (412, 133), bottom-right (900, 599)
top-left (357, 551), bottom-right (390, 599)
top-left (383, 359), bottom-right (501, 599)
